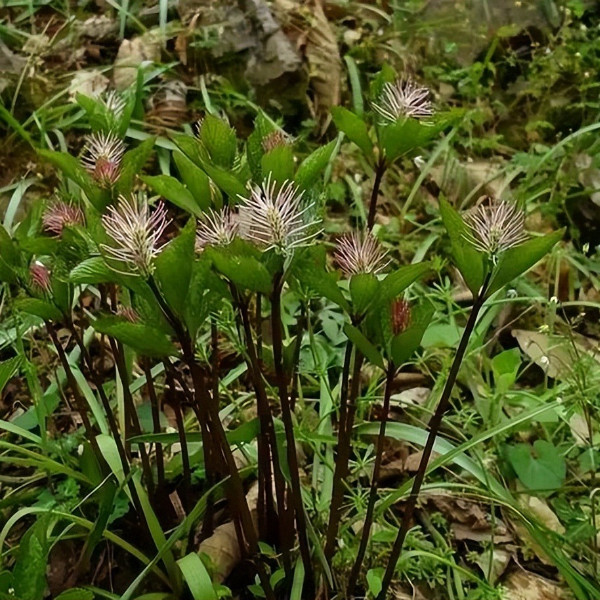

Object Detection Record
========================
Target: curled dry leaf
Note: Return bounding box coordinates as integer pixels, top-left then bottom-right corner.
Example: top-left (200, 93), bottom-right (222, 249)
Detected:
top-left (198, 483), bottom-right (259, 583)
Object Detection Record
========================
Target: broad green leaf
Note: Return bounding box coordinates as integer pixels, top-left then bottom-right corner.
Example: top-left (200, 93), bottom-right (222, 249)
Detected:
top-left (93, 316), bottom-right (177, 358)
top-left (390, 304), bottom-right (434, 366)
top-left (295, 140), bottom-right (336, 190)
top-left (184, 257), bottom-right (228, 336)
top-left (154, 220), bottom-right (195, 316)
top-left (261, 145), bottom-right (294, 183)
top-left (491, 348), bottom-right (521, 394)
top-left (344, 323), bottom-right (384, 369)
top-left (487, 230), bottom-right (564, 295)
top-left (206, 248), bottom-right (272, 294)
top-left (377, 262), bottom-right (431, 305)
top-left (290, 246), bottom-right (350, 311)
top-left (142, 175), bottom-right (201, 216)
top-left (199, 161), bottom-right (248, 201)
top-left (70, 257), bottom-right (115, 284)
top-left (0, 226), bottom-right (17, 283)
top-left (115, 137), bottom-right (156, 196)
top-left (173, 152), bottom-right (212, 211)
top-left (349, 272), bottom-right (380, 316)
top-left (200, 115), bottom-right (237, 169)
top-left (366, 569), bottom-right (384, 598)
top-left (439, 198), bottom-right (485, 295)
top-left (38, 149), bottom-right (95, 197)
top-left (13, 516), bottom-right (50, 600)
top-left (178, 553), bottom-right (217, 600)
top-left (15, 298), bottom-right (62, 322)
top-left (172, 134), bottom-right (207, 167)
top-left (379, 118), bottom-right (440, 162)
top-left (0, 355), bottom-right (22, 396)
top-left (331, 107), bottom-right (374, 160)
top-left (506, 440), bottom-right (566, 493)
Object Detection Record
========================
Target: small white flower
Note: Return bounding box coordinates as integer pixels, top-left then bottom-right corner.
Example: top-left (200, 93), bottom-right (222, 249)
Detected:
top-left (101, 195), bottom-right (170, 277)
top-left (81, 132), bottom-right (126, 187)
top-left (373, 78), bottom-right (433, 124)
top-left (196, 208), bottom-right (238, 250)
top-left (334, 231), bottom-right (389, 277)
top-left (238, 175), bottom-right (321, 253)
top-left (464, 200), bottom-right (529, 256)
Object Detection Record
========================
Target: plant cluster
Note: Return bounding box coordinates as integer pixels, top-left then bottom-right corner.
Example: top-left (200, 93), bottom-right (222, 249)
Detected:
top-left (0, 58), bottom-right (576, 600)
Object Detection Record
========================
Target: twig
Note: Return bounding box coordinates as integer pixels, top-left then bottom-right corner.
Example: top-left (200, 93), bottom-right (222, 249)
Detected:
top-left (367, 158), bottom-right (387, 230)
top-left (348, 363), bottom-right (395, 595)
top-left (376, 274), bottom-right (492, 600)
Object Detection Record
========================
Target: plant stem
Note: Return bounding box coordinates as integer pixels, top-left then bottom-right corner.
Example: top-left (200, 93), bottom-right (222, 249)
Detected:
top-left (271, 274), bottom-right (314, 591)
top-left (147, 277), bottom-right (276, 598)
top-left (164, 362), bottom-right (192, 510)
top-left (367, 158), bottom-right (387, 230)
top-left (289, 304), bottom-right (306, 413)
top-left (109, 337), bottom-right (154, 496)
top-left (143, 361), bottom-right (165, 493)
top-left (238, 298), bottom-right (292, 573)
top-left (348, 363), bottom-right (395, 596)
top-left (324, 349), bottom-right (364, 565)
top-left (375, 276), bottom-right (491, 600)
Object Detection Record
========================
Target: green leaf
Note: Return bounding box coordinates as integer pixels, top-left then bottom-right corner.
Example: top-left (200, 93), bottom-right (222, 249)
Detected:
top-left (379, 118), bottom-right (439, 162)
top-left (331, 107), bottom-right (374, 160)
top-left (199, 161), bottom-right (248, 201)
top-left (178, 553), bottom-right (217, 600)
top-left (491, 348), bottom-right (521, 394)
top-left (261, 145), bottom-right (295, 183)
top-left (487, 230), bottom-right (564, 295)
top-left (439, 198), bottom-right (485, 295)
top-left (54, 589), bottom-right (95, 600)
top-left (15, 298), bottom-right (62, 322)
top-left (390, 304), bottom-right (434, 366)
top-left (290, 246), bottom-right (350, 311)
top-left (0, 226), bottom-right (18, 283)
top-left (200, 115), bottom-right (237, 169)
top-left (173, 152), bottom-right (212, 211)
top-left (172, 134), bottom-right (207, 168)
top-left (142, 175), bottom-right (201, 216)
top-left (69, 257), bottom-right (115, 284)
top-left (0, 355), bottom-right (22, 396)
top-left (366, 568), bottom-right (384, 598)
top-left (377, 262), bottom-right (431, 305)
top-left (115, 137), bottom-right (156, 197)
top-left (295, 141), bottom-right (336, 190)
top-left (349, 273), bottom-right (380, 316)
top-left (206, 246), bottom-right (272, 294)
top-left (93, 316), bottom-right (177, 358)
top-left (154, 220), bottom-right (196, 315)
top-left (38, 150), bottom-right (95, 196)
top-left (506, 440), bottom-right (566, 493)
top-left (13, 516), bottom-right (50, 600)
top-left (344, 323), bottom-right (384, 369)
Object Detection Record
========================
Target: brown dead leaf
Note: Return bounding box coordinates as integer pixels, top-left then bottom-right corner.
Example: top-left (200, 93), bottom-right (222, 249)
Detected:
top-left (504, 570), bottom-right (567, 600)
top-left (512, 330), bottom-right (576, 379)
top-left (113, 32), bottom-right (161, 91)
top-left (198, 483), bottom-right (259, 583)
top-left (304, 0), bottom-right (341, 133)
top-left (426, 493), bottom-right (489, 529)
top-left (475, 548), bottom-right (512, 583)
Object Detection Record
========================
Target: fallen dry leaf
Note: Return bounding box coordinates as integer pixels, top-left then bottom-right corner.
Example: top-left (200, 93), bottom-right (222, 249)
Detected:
top-left (475, 548), bottom-right (512, 583)
top-left (504, 569), bottom-right (567, 600)
top-left (303, 0), bottom-right (341, 133)
top-left (513, 329), bottom-right (600, 380)
top-left (113, 32), bottom-right (161, 91)
top-left (198, 483), bottom-right (259, 583)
